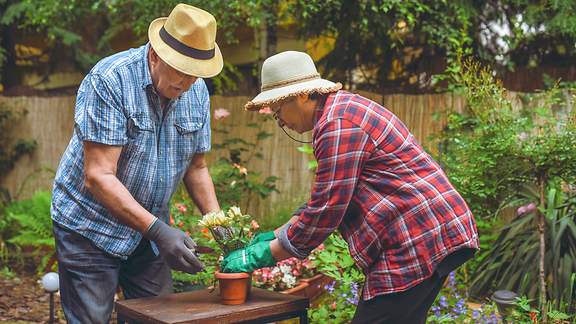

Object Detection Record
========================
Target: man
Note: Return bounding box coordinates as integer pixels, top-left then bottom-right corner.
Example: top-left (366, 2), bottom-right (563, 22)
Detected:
top-left (222, 51), bottom-right (479, 323)
top-left (50, 4), bottom-right (223, 323)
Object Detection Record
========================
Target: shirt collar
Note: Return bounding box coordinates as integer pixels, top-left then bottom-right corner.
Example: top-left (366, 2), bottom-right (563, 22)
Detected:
top-left (141, 43), bottom-right (154, 89)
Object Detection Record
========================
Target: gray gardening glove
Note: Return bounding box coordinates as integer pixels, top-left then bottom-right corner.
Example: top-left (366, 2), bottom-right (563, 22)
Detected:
top-left (144, 218), bottom-right (204, 274)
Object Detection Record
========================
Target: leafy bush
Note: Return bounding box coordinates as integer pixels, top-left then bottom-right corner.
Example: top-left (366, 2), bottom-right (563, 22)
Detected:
top-left (5, 191), bottom-right (55, 273)
top-left (436, 57), bottom-right (576, 317)
top-left (471, 185), bottom-right (576, 310)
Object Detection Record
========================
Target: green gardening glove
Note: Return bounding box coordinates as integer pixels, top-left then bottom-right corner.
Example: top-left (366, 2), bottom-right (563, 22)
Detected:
top-left (249, 231), bottom-right (276, 246)
top-left (220, 241), bottom-right (276, 273)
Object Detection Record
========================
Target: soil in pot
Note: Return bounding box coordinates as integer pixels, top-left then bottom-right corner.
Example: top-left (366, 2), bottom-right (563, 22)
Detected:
top-left (215, 271), bottom-right (252, 305)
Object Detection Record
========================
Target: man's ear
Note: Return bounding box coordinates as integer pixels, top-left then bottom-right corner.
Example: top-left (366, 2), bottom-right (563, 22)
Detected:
top-left (149, 47), bottom-right (159, 66)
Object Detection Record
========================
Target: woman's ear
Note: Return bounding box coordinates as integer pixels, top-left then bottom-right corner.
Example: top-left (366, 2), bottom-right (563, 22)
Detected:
top-left (296, 93), bottom-right (310, 105)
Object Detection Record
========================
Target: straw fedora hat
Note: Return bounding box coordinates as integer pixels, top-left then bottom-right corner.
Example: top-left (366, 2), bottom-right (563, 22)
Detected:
top-left (148, 4), bottom-right (223, 78)
top-left (245, 51), bottom-right (342, 111)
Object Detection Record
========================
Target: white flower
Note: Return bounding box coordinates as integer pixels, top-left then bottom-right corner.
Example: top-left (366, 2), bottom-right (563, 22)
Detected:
top-left (198, 210), bottom-right (229, 227)
top-left (281, 273), bottom-right (297, 287)
top-left (229, 206), bottom-right (242, 217)
top-left (279, 264), bottom-right (292, 275)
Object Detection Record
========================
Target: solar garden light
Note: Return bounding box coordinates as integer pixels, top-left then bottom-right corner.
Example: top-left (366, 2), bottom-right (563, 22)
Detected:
top-left (41, 272), bottom-right (59, 324)
top-left (491, 290), bottom-right (518, 323)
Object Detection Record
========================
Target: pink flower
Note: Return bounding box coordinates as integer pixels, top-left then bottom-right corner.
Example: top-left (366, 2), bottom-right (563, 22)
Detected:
top-left (177, 204), bottom-right (187, 213)
top-left (258, 107), bottom-right (273, 115)
top-left (331, 302), bottom-right (337, 310)
top-left (214, 108), bottom-right (231, 120)
top-left (251, 220), bottom-right (260, 230)
top-left (517, 202), bottom-right (537, 216)
top-left (169, 214), bottom-right (175, 225)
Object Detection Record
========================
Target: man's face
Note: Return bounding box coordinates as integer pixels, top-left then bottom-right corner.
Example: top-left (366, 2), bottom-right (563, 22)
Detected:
top-left (148, 48), bottom-right (197, 99)
top-left (270, 96), bottom-right (315, 134)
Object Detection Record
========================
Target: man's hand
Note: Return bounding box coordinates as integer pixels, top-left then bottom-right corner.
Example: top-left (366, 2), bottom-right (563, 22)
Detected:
top-left (220, 241), bottom-right (276, 273)
top-left (144, 219), bottom-right (204, 274)
top-left (248, 231), bottom-right (275, 246)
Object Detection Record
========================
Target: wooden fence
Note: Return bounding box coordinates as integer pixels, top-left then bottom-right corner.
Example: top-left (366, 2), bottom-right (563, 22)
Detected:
top-left (0, 92), bottom-right (467, 217)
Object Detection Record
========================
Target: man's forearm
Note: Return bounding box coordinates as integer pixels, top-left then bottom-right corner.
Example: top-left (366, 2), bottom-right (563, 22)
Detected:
top-left (85, 173), bottom-right (155, 233)
top-left (184, 165), bottom-right (220, 215)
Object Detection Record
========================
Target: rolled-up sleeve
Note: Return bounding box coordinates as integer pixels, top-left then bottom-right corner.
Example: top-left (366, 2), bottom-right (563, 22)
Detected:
top-left (278, 118), bottom-right (374, 258)
top-left (74, 73), bottom-right (127, 146)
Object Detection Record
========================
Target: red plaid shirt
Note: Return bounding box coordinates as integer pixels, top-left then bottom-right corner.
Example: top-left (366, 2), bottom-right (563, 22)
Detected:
top-left (279, 91), bottom-right (479, 300)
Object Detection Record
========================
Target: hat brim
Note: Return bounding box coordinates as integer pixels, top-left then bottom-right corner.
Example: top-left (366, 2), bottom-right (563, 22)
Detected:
top-left (245, 79), bottom-right (342, 111)
top-left (149, 17), bottom-right (224, 78)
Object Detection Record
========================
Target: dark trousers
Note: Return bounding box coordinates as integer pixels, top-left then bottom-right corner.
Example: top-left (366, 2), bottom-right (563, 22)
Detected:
top-left (351, 272), bottom-right (447, 324)
top-left (53, 222), bottom-right (173, 324)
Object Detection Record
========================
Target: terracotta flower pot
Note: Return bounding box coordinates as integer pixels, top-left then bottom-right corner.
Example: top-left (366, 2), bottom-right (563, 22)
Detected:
top-left (215, 271), bottom-right (252, 305)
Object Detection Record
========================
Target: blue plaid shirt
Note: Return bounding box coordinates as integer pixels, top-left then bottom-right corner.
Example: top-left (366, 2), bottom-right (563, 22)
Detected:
top-left (51, 44), bottom-right (211, 258)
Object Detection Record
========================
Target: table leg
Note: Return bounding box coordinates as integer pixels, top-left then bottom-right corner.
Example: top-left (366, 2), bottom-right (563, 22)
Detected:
top-left (117, 313), bottom-right (126, 324)
top-left (299, 310), bottom-right (309, 324)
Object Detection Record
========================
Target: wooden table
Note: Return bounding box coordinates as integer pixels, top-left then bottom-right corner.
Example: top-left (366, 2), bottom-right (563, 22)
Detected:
top-left (115, 287), bottom-right (310, 324)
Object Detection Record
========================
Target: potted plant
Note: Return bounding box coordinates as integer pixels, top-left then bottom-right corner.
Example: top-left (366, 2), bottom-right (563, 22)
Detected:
top-left (252, 245), bottom-right (331, 302)
top-left (198, 206), bottom-right (256, 305)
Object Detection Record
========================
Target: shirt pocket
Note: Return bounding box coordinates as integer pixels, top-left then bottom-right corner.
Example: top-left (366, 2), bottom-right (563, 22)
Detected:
top-left (173, 117), bottom-right (203, 162)
top-left (125, 114), bottom-right (155, 160)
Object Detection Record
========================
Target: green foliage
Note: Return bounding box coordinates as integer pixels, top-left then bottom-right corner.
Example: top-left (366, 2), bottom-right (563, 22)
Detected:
top-left (470, 185), bottom-right (576, 310)
top-left (2, 0), bottom-right (576, 92)
top-left (0, 0), bottom-right (257, 91)
top-left (436, 58), bottom-right (576, 219)
top-left (290, 0), bottom-right (475, 90)
top-left (168, 203), bottom-right (219, 290)
top-left (0, 265), bottom-right (17, 280)
top-left (309, 233), bottom-right (363, 323)
top-left (505, 296), bottom-right (573, 323)
top-left (436, 57), bottom-right (576, 315)
top-left (5, 191), bottom-right (55, 273)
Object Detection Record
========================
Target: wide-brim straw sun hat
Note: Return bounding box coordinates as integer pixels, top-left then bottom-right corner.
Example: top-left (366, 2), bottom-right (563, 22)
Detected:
top-left (245, 51), bottom-right (342, 111)
top-left (148, 3), bottom-right (223, 78)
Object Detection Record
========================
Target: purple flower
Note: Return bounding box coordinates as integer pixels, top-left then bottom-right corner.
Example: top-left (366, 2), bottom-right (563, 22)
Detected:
top-left (350, 282), bottom-right (359, 299)
top-left (472, 310), bottom-right (480, 319)
top-left (324, 281), bottom-right (336, 294)
top-left (453, 298), bottom-right (467, 315)
top-left (490, 313), bottom-right (499, 323)
top-left (439, 295), bottom-right (449, 308)
top-left (448, 272), bottom-right (456, 290)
